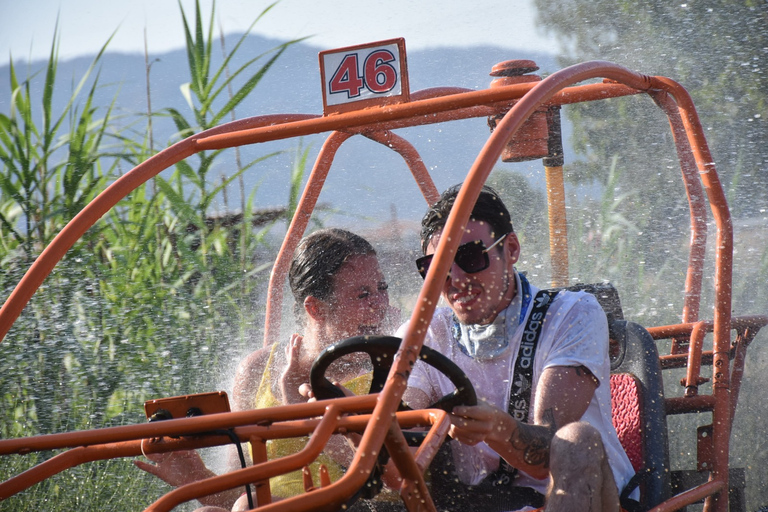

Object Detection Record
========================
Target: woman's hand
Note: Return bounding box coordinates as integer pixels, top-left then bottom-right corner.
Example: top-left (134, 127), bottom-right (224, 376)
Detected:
top-left (280, 334), bottom-right (307, 405)
top-left (134, 448), bottom-right (212, 487)
top-left (296, 379), bottom-right (353, 402)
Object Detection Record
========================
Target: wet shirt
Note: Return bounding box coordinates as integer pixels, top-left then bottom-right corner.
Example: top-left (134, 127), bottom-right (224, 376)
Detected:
top-left (397, 272), bottom-right (635, 496)
top-left (253, 342), bottom-right (372, 498)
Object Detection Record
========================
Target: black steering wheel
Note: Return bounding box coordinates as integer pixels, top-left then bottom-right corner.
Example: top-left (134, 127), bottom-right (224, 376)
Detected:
top-left (309, 335), bottom-right (476, 506)
top-left (309, 335), bottom-right (477, 412)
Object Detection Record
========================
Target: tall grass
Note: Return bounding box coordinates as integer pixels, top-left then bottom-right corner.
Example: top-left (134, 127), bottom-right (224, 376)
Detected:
top-left (0, 1), bottom-right (305, 509)
top-left (0, 25), bottom-right (128, 436)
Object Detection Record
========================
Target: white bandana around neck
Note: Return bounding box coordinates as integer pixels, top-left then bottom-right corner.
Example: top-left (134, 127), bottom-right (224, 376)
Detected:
top-left (452, 271), bottom-right (531, 360)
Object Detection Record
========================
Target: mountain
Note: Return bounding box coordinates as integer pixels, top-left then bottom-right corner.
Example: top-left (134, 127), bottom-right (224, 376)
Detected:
top-left (0, 35), bottom-right (562, 226)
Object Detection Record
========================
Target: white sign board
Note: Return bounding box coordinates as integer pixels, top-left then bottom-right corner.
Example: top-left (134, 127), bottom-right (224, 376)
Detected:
top-left (319, 38), bottom-right (409, 115)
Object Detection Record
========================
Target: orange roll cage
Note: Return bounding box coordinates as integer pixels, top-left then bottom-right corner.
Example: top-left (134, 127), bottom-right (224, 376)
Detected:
top-left (0, 59), bottom-right (766, 512)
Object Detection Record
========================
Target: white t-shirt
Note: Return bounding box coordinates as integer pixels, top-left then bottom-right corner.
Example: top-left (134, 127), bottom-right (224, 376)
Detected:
top-left (397, 272), bottom-right (636, 496)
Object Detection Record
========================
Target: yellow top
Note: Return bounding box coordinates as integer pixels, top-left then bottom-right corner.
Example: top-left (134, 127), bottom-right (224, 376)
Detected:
top-left (254, 342), bottom-right (372, 498)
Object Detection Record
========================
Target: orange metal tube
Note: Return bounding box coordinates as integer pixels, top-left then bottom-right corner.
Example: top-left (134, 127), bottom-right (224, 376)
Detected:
top-left (660, 352), bottom-right (713, 371)
top-left (544, 165), bottom-right (569, 287)
top-left (263, 131), bottom-right (352, 347)
top-left (0, 431), bottom-right (243, 499)
top-left (648, 480), bottom-right (726, 512)
top-left (409, 86), bottom-right (474, 100)
top-left (194, 82), bottom-right (644, 152)
top-left (263, 129), bottom-right (437, 348)
top-left (684, 321), bottom-right (709, 397)
top-left (0, 80), bottom-right (644, 345)
top-left (411, 411), bottom-right (451, 474)
top-left (396, 411), bottom-right (450, 510)
top-left (362, 130), bottom-right (439, 204)
top-left (147, 403), bottom-right (346, 512)
top-left (665, 395), bottom-right (716, 415)
top-left (0, 442), bottom-right (139, 499)
top-left (250, 436), bottom-right (273, 507)
top-left (647, 316), bottom-right (768, 342)
top-left (650, 79), bottom-right (732, 512)
top-left (383, 421), bottom-right (436, 511)
top-left (654, 79), bottom-right (734, 355)
top-left (342, 81), bottom-right (641, 135)
top-left (650, 90), bottom-right (708, 323)
top-left (648, 323), bottom-right (699, 340)
top-left (0, 394), bottom-right (378, 456)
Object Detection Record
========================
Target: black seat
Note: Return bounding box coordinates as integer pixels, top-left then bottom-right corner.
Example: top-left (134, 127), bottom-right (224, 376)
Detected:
top-left (567, 283), bottom-right (670, 510)
top-left (609, 319), bottom-right (671, 509)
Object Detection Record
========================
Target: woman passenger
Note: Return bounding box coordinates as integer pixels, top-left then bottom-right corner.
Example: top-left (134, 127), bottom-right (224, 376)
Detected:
top-left (136, 228), bottom-right (396, 511)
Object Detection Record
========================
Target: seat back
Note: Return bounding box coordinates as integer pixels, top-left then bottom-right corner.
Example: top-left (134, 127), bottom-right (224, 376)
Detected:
top-left (610, 372), bottom-right (644, 473)
top-left (609, 319), bottom-right (671, 509)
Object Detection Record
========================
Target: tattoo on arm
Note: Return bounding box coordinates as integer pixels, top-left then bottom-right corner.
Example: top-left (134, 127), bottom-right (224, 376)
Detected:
top-left (508, 408), bottom-right (557, 469)
top-left (540, 407), bottom-right (557, 434)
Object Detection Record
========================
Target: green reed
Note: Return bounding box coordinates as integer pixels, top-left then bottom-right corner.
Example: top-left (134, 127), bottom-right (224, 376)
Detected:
top-left (0, 2), bottom-right (306, 509)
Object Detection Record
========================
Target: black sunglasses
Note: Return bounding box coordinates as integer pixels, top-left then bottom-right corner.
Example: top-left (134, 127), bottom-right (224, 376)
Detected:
top-left (416, 233), bottom-right (508, 279)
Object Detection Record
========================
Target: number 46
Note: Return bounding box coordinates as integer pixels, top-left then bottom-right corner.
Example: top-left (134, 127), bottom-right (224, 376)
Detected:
top-left (329, 50), bottom-right (398, 98)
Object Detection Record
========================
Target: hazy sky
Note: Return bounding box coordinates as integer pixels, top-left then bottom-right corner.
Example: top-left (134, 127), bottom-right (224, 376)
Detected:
top-left (1, 0), bottom-right (557, 65)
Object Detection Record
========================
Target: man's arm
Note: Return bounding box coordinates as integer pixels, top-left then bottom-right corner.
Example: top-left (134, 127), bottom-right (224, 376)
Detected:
top-left (449, 365), bottom-right (597, 479)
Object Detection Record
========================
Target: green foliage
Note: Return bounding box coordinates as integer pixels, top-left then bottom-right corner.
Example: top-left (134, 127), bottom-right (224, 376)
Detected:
top-left (0, 27), bottom-right (116, 257)
top-left (0, 25), bottom-right (127, 436)
top-left (534, 0), bottom-right (768, 217)
top-left (0, 451), bottom-right (175, 511)
top-left (0, 1), bottom-right (306, 509)
top-left (164, 0), bottom-right (304, 222)
top-left (565, 156), bottom-right (689, 325)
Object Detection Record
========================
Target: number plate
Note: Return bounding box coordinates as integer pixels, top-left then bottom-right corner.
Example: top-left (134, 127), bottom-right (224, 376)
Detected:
top-left (319, 38), bottom-right (410, 115)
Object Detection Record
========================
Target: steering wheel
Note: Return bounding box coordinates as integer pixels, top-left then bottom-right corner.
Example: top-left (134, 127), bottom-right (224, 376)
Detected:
top-left (309, 335), bottom-right (476, 507)
top-left (309, 335), bottom-right (477, 412)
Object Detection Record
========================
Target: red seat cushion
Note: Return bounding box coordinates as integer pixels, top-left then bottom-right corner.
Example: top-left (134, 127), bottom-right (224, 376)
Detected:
top-left (611, 373), bottom-right (644, 472)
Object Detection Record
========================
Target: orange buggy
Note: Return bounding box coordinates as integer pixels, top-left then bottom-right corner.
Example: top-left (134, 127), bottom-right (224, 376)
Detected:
top-left (0, 40), bottom-right (765, 512)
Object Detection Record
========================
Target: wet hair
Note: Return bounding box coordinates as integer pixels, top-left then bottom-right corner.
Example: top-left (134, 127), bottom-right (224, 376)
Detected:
top-left (420, 183), bottom-right (514, 253)
top-left (288, 228), bottom-right (376, 316)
